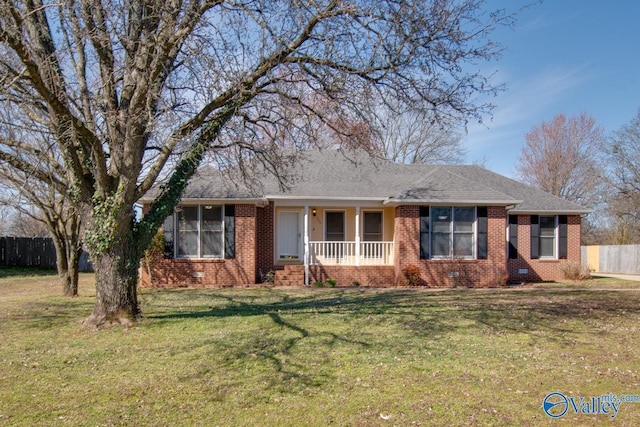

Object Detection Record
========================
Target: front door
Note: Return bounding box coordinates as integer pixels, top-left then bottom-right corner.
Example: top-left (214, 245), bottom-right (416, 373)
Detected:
top-left (277, 211), bottom-right (302, 260)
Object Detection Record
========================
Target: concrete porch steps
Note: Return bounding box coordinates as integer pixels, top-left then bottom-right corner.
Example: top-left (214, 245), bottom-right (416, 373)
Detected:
top-left (275, 265), bottom-right (305, 286)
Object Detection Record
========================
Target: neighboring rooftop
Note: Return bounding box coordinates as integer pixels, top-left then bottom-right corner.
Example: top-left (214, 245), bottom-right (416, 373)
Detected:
top-left (141, 149), bottom-right (591, 214)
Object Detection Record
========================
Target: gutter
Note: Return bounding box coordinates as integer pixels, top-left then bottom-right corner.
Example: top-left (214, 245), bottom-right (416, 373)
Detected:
top-left (139, 197), bottom-right (270, 207)
top-left (507, 209), bottom-right (593, 215)
top-left (383, 198), bottom-right (523, 207)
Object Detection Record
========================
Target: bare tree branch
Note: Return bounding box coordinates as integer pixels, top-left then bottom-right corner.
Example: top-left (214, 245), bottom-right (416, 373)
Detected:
top-left (0, 0), bottom-right (517, 326)
top-left (516, 113), bottom-right (606, 208)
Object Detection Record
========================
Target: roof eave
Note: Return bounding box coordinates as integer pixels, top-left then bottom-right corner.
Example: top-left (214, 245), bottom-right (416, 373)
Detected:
top-left (508, 208), bottom-right (593, 215)
top-left (383, 198), bottom-right (523, 207)
top-left (140, 197), bottom-right (269, 207)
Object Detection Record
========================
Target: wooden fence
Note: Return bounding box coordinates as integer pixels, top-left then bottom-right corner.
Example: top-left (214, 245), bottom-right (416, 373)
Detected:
top-left (0, 236), bottom-right (93, 271)
top-left (582, 244), bottom-right (640, 275)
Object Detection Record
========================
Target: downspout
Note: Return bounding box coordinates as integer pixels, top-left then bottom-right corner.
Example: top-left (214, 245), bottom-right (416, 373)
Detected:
top-left (304, 204), bottom-right (309, 286)
top-left (355, 205), bottom-right (360, 266)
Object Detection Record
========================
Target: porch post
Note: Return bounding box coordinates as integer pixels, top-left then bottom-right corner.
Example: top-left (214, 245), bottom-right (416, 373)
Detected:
top-left (303, 204), bottom-right (309, 286)
top-left (355, 205), bottom-right (361, 266)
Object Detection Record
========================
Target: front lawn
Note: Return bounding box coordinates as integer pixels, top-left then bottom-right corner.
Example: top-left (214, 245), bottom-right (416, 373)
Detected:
top-left (1, 274), bottom-right (639, 426)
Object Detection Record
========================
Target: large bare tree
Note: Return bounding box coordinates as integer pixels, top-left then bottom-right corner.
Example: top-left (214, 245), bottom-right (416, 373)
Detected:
top-left (0, 103), bottom-right (84, 295)
top-left (1, 0), bottom-right (513, 327)
top-left (0, 202), bottom-right (50, 238)
top-left (607, 109), bottom-right (640, 243)
top-left (516, 113), bottom-right (605, 207)
top-left (0, 204), bottom-right (9, 236)
top-left (367, 101), bottom-right (465, 164)
top-left (0, 172), bottom-right (83, 295)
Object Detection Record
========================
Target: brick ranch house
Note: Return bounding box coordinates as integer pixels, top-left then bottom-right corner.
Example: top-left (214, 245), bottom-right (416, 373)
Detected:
top-left (140, 150), bottom-right (590, 288)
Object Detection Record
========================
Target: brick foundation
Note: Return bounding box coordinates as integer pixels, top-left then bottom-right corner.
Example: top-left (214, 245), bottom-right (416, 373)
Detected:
top-left (308, 265), bottom-right (395, 287)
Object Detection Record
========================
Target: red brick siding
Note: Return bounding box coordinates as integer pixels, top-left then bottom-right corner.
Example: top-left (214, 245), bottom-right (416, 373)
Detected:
top-left (255, 202), bottom-right (275, 283)
top-left (309, 265), bottom-right (395, 286)
top-left (507, 214), bottom-right (582, 282)
top-left (141, 204), bottom-right (257, 287)
top-left (393, 205), bottom-right (508, 287)
top-left (142, 203), bottom-right (581, 288)
top-left (393, 205), bottom-right (421, 282)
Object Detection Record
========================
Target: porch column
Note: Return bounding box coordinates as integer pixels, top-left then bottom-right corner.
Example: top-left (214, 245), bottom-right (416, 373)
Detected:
top-left (355, 205), bottom-right (360, 266)
top-left (303, 204), bottom-right (309, 286)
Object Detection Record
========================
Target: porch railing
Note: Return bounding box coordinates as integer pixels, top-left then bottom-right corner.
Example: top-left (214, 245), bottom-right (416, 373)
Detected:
top-left (309, 241), bottom-right (394, 266)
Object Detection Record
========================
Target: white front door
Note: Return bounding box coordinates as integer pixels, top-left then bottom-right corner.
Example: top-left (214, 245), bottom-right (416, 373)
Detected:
top-left (278, 211), bottom-right (302, 260)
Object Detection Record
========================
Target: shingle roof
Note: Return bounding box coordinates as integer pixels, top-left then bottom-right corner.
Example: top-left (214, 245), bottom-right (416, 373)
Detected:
top-left (141, 149), bottom-right (590, 214)
top-left (438, 165), bottom-right (591, 214)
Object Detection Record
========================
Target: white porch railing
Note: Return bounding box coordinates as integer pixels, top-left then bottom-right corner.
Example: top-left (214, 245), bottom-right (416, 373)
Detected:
top-left (309, 241), bottom-right (394, 266)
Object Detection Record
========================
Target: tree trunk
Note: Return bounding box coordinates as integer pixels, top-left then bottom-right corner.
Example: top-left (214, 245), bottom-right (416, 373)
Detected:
top-left (62, 246), bottom-right (81, 297)
top-left (52, 234), bottom-right (81, 297)
top-left (60, 265), bottom-right (77, 297)
top-left (84, 243), bottom-right (141, 328)
top-left (84, 230), bottom-right (142, 329)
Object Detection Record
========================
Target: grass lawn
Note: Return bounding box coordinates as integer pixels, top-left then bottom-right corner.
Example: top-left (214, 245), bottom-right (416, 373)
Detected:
top-left (1, 273), bottom-right (640, 426)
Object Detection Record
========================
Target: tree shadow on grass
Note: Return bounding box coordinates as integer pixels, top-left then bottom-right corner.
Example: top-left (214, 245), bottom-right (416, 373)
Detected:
top-left (441, 288), bottom-right (640, 347)
top-left (144, 287), bottom-right (640, 394)
top-left (147, 289), bottom-right (450, 393)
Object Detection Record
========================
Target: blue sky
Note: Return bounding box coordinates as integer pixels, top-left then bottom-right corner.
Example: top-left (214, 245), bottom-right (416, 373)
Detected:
top-left (463, 0), bottom-right (640, 177)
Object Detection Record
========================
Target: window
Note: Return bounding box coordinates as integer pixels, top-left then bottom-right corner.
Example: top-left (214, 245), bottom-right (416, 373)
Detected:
top-left (162, 214), bottom-right (175, 258)
top-left (325, 211), bottom-right (345, 241)
top-left (431, 207), bottom-right (452, 257)
top-left (167, 205), bottom-right (235, 259)
top-left (201, 205), bottom-right (223, 257)
top-left (419, 206), bottom-right (487, 260)
top-left (453, 207), bottom-right (475, 257)
top-left (363, 211), bottom-right (383, 241)
top-left (325, 211), bottom-right (345, 258)
top-left (530, 215), bottom-right (567, 260)
top-left (421, 207), bottom-right (479, 259)
top-left (539, 216), bottom-right (556, 258)
top-left (177, 206), bottom-right (199, 257)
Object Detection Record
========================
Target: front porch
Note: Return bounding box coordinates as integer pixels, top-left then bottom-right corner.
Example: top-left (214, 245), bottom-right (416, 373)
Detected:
top-left (274, 204), bottom-right (396, 285)
top-left (308, 241), bottom-right (394, 266)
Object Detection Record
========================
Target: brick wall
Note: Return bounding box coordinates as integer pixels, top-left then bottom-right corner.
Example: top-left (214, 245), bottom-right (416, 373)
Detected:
top-left (141, 204), bottom-right (257, 287)
top-left (393, 205), bottom-right (421, 282)
top-left (308, 265), bottom-right (395, 286)
top-left (141, 202), bottom-right (581, 288)
top-left (255, 202), bottom-right (275, 283)
top-left (393, 205), bottom-right (508, 287)
top-left (507, 214), bottom-right (582, 283)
